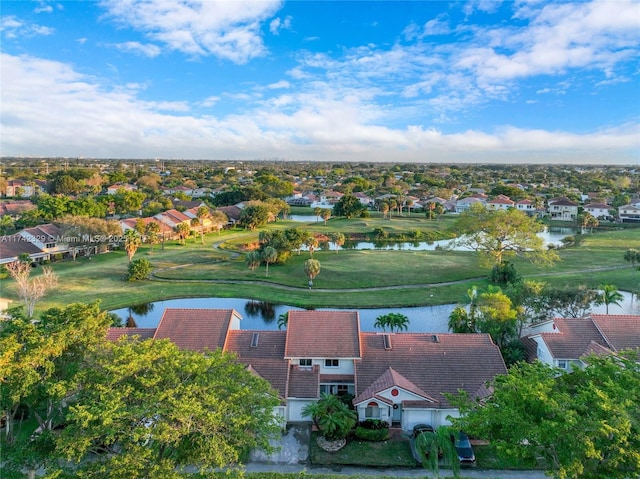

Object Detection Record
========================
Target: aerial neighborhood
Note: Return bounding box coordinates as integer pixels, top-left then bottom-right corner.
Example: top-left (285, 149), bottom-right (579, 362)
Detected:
top-left (1, 159), bottom-right (639, 479)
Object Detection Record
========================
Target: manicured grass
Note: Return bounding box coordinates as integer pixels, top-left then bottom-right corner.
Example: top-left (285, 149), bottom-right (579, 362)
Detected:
top-left (1, 223), bottom-right (638, 316)
top-left (309, 432), bottom-right (418, 468)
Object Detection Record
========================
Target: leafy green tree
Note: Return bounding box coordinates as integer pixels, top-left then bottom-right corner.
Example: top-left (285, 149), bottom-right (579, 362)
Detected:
top-left (333, 194), bottom-right (365, 218)
top-left (124, 229), bottom-right (141, 263)
top-left (209, 209), bottom-right (228, 233)
top-left (544, 284), bottom-right (598, 318)
top-left (0, 303), bottom-right (111, 478)
top-left (374, 313), bottom-right (410, 333)
top-left (127, 258), bottom-right (152, 281)
top-left (450, 353), bottom-right (640, 479)
top-left (302, 393), bottom-right (357, 441)
top-left (595, 284), bottom-right (624, 314)
top-left (415, 426), bottom-right (461, 478)
top-left (57, 215), bottom-right (123, 258)
top-left (451, 203), bottom-right (558, 267)
top-left (55, 338), bottom-right (281, 479)
top-left (112, 189), bottom-right (146, 215)
top-left (262, 246), bottom-right (278, 277)
top-left (0, 214), bottom-right (15, 234)
top-left (304, 258), bottom-right (321, 286)
top-left (36, 193), bottom-right (70, 220)
top-left (285, 227), bottom-right (309, 255)
top-left (448, 306), bottom-right (474, 334)
top-left (305, 236), bottom-right (319, 257)
top-left (239, 203), bottom-right (271, 230)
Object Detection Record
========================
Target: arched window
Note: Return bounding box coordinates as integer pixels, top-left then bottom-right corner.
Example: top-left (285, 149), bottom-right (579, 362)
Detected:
top-left (365, 401), bottom-right (380, 419)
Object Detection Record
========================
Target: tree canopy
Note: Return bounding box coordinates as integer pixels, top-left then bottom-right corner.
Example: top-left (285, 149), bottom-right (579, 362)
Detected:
top-left (450, 353), bottom-right (640, 479)
top-left (450, 204), bottom-right (558, 267)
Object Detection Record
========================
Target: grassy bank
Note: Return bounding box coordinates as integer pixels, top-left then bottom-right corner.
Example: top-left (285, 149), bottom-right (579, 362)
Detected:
top-left (1, 224), bottom-right (638, 316)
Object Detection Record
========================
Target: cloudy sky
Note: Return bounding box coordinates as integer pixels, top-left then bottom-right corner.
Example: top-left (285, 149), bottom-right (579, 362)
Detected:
top-left (1, 0), bottom-right (639, 164)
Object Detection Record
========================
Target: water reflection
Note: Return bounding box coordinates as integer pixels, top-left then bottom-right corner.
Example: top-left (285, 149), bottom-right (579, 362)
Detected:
top-left (244, 300), bottom-right (276, 322)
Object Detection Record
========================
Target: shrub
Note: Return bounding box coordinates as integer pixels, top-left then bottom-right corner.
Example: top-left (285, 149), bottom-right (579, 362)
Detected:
top-left (354, 425), bottom-right (390, 441)
top-left (358, 419), bottom-right (389, 430)
top-left (127, 258), bottom-right (152, 281)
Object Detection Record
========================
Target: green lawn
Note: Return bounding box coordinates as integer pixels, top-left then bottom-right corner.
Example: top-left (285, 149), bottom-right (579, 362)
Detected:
top-left (1, 222), bottom-right (638, 316)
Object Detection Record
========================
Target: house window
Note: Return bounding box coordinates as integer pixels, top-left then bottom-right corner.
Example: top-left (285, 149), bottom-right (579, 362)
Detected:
top-left (557, 360), bottom-right (568, 370)
top-left (320, 384), bottom-right (354, 396)
top-left (299, 359), bottom-right (312, 367)
top-left (46, 243), bottom-right (55, 249)
top-left (324, 359), bottom-right (339, 368)
top-left (365, 402), bottom-right (380, 419)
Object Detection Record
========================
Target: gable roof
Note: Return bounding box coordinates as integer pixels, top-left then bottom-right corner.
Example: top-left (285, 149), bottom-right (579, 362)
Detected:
top-left (154, 308), bottom-right (240, 352)
top-left (106, 328), bottom-right (156, 341)
top-left (284, 310), bottom-right (361, 359)
top-left (590, 315), bottom-right (640, 352)
top-left (353, 366), bottom-right (435, 405)
top-left (356, 332), bottom-right (507, 407)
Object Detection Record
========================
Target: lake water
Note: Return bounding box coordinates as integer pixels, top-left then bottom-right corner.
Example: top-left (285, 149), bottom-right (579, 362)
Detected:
top-left (112, 291), bottom-right (638, 332)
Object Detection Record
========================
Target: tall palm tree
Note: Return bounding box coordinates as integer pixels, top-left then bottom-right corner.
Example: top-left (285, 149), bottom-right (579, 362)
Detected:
top-left (329, 232), bottom-right (345, 254)
top-left (305, 236), bottom-right (318, 257)
top-left (596, 284), bottom-right (624, 314)
top-left (304, 259), bottom-right (321, 287)
top-left (144, 221), bottom-right (160, 254)
top-left (124, 229), bottom-right (141, 263)
top-left (277, 312), bottom-right (289, 330)
top-left (245, 251), bottom-right (261, 271)
top-left (196, 205), bottom-right (210, 244)
top-left (374, 313), bottom-right (409, 333)
top-left (262, 246), bottom-right (278, 277)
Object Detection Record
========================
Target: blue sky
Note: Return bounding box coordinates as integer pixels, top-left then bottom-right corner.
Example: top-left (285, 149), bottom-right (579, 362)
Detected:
top-left (1, 0), bottom-right (639, 164)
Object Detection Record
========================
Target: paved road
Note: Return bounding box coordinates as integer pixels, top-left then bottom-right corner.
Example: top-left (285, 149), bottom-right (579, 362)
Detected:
top-left (244, 462), bottom-right (549, 478)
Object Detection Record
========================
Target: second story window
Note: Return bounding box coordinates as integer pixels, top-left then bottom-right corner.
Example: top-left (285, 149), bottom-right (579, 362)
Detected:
top-left (299, 359), bottom-right (312, 367)
top-left (324, 359), bottom-right (339, 368)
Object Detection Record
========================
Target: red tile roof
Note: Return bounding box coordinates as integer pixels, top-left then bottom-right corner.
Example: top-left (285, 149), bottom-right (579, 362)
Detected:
top-left (288, 364), bottom-right (320, 398)
top-left (356, 333), bottom-right (507, 407)
top-left (154, 308), bottom-right (240, 352)
top-left (590, 315), bottom-right (640, 352)
top-left (539, 318), bottom-right (607, 359)
top-left (284, 310), bottom-right (361, 359)
top-left (354, 367), bottom-right (435, 405)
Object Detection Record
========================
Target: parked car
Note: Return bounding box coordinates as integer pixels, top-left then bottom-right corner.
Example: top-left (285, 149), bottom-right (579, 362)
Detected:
top-left (410, 424), bottom-right (436, 464)
top-left (452, 430), bottom-right (476, 465)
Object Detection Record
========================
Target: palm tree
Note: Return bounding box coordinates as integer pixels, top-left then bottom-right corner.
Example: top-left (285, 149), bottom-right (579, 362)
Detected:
top-left (305, 236), bottom-right (318, 257)
top-left (624, 248), bottom-right (638, 267)
top-left (380, 201), bottom-right (389, 219)
top-left (596, 284), bottom-right (624, 314)
top-left (124, 229), bottom-right (141, 263)
top-left (304, 259), bottom-right (321, 287)
top-left (175, 222), bottom-right (190, 245)
top-left (313, 207), bottom-right (322, 222)
top-left (415, 426), bottom-right (461, 478)
top-left (245, 251), bottom-right (261, 271)
top-left (302, 393), bottom-right (357, 441)
top-left (277, 312), bottom-right (288, 330)
top-left (374, 313), bottom-right (409, 333)
top-left (144, 221), bottom-right (160, 254)
top-left (196, 205), bottom-right (210, 244)
top-left (321, 208), bottom-right (332, 225)
top-left (261, 246), bottom-right (278, 277)
top-left (329, 232), bottom-right (345, 254)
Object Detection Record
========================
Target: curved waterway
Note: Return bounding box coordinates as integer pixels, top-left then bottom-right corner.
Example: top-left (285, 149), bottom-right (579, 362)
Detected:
top-left (112, 291), bottom-right (638, 332)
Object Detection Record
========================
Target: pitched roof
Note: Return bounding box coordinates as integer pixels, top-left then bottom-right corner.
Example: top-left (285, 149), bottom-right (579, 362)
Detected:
top-left (154, 308), bottom-right (240, 352)
top-left (287, 364), bottom-right (319, 398)
top-left (353, 366), bottom-right (435, 405)
top-left (225, 330), bottom-right (289, 398)
top-left (284, 310), bottom-right (361, 359)
top-left (0, 234), bottom-right (44, 260)
top-left (590, 315), bottom-right (640, 352)
top-left (539, 318), bottom-right (607, 359)
top-left (356, 333), bottom-right (507, 407)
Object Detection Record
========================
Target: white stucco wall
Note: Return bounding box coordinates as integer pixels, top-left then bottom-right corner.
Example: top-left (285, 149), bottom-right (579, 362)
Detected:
top-left (287, 398), bottom-right (316, 422)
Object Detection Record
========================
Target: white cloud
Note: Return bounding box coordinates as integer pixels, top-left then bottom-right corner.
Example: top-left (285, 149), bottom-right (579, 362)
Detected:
top-left (2, 53), bottom-right (637, 164)
top-left (267, 80), bottom-right (290, 89)
top-left (112, 41), bottom-right (162, 57)
top-left (270, 15), bottom-right (292, 35)
top-left (1, 15), bottom-right (54, 38)
top-left (99, 0), bottom-right (282, 63)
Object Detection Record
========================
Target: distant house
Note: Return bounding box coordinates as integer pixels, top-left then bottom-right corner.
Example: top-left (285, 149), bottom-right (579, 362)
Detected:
top-left (216, 205), bottom-right (242, 226)
top-left (522, 315), bottom-right (640, 372)
top-left (486, 195), bottom-right (515, 211)
top-left (353, 192), bottom-right (374, 207)
top-left (154, 209), bottom-right (191, 229)
top-left (547, 197), bottom-right (579, 221)
top-left (0, 200), bottom-right (36, 219)
top-left (618, 204), bottom-right (640, 223)
top-left (108, 309), bottom-right (507, 431)
top-left (0, 223), bottom-right (69, 264)
top-left (583, 203), bottom-right (612, 220)
top-left (106, 184), bottom-right (138, 195)
top-left (4, 180), bottom-right (41, 198)
top-left (455, 195), bottom-right (485, 213)
top-left (515, 199), bottom-right (538, 216)
top-left (310, 191), bottom-right (343, 209)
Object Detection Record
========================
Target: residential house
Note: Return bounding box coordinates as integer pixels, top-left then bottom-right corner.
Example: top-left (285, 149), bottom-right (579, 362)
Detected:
top-left (310, 191), bottom-right (343, 209)
top-left (3, 180), bottom-right (41, 198)
top-left (522, 315), bottom-right (640, 372)
top-left (154, 209), bottom-right (192, 229)
top-left (547, 197), bottom-right (579, 221)
top-left (515, 199), bottom-right (538, 216)
top-left (106, 184), bottom-right (138, 195)
top-left (618, 203), bottom-right (640, 223)
top-left (455, 195), bottom-right (485, 213)
top-left (108, 308), bottom-right (507, 431)
top-left (583, 203), bottom-right (612, 220)
top-left (486, 195), bottom-right (515, 211)
top-left (1, 223), bottom-right (70, 264)
top-left (120, 217), bottom-right (174, 240)
top-left (353, 192), bottom-right (374, 207)
top-left (216, 205), bottom-right (243, 226)
top-left (0, 200), bottom-right (36, 219)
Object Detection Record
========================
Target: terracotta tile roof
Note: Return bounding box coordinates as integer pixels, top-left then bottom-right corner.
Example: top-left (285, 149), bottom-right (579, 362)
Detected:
top-left (217, 205), bottom-right (242, 221)
top-left (539, 318), bottom-right (606, 359)
top-left (284, 310), bottom-right (361, 359)
top-left (0, 234), bottom-right (44, 260)
top-left (353, 367), bottom-right (435, 405)
top-left (288, 364), bottom-right (320, 398)
top-left (154, 308), bottom-right (240, 352)
top-left (520, 335), bottom-right (539, 362)
top-left (356, 333), bottom-right (507, 408)
top-left (226, 330), bottom-right (289, 398)
top-left (590, 315), bottom-right (640, 352)
top-left (106, 328), bottom-right (156, 341)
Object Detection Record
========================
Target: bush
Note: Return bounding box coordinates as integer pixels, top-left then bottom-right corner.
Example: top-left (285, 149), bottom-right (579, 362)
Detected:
top-left (354, 426), bottom-right (390, 441)
top-left (358, 419), bottom-right (389, 430)
top-left (127, 258), bottom-right (152, 281)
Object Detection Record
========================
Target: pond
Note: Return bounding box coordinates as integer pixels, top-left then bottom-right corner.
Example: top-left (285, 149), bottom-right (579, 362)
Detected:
top-left (112, 290), bottom-right (639, 332)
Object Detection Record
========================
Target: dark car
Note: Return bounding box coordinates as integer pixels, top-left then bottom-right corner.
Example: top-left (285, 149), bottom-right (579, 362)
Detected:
top-left (412, 423), bottom-right (435, 438)
top-left (452, 430), bottom-right (476, 465)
